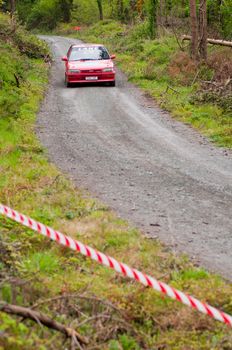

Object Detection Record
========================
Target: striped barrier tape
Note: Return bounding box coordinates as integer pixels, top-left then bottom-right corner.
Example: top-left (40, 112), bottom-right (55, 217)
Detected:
top-left (0, 203), bottom-right (232, 327)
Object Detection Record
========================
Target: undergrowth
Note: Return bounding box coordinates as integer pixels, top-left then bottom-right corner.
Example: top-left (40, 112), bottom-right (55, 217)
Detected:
top-left (57, 20), bottom-right (232, 148)
top-left (1, 14), bottom-right (232, 350)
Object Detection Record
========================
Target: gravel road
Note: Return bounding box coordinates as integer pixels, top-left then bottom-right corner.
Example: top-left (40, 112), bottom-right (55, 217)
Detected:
top-left (37, 36), bottom-right (232, 280)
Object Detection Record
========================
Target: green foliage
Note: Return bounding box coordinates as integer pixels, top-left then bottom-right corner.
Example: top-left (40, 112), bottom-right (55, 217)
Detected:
top-left (16, 0), bottom-right (36, 24)
top-left (0, 42), bottom-right (25, 119)
top-left (85, 19), bottom-right (126, 38)
top-left (207, 0), bottom-right (232, 39)
top-left (23, 0), bottom-right (73, 30)
top-left (21, 251), bottom-right (60, 274)
top-left (0, 10), bottom-right (232, 350)
top-left (119, 334), bottom-right (140, 350)
top-left (58, 0), bottom-right (73, 22)
top-left (13, 29), bottom-right (49, 58)
top-left (219, 0), bottom-right (232, 39)
top-left (0, 14), bottom-right (49, 121)
top-left (172, 268), bottom-right (209, 283)
top-left (109, 335), bottom-right (140, 350)
top-left (2, 0), bottom-right (232, 40)
top-left (147, 0), bottom-right (158, 39)
top-left (27, 0), bottom-right (62, 30)
top-left (72, 0), bottom-right (98, 24)
top-left (0, 312), bottom-right (47, 349)
top-left (76, 20), bottom-right (232, 147)
top-left (0, 13), bottom-right (50, 58)
top-left (192, 91), bottom-right (232, 116)
top-left (1, 284), bottom-right (13, 303)
top-left (128, 20), bottom-right (150, 41)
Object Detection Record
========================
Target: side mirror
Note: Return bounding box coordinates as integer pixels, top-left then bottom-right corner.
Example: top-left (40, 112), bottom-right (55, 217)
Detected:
top-left (62, 56), bottom-right (68, 62)
top-left (110, 55), bottom-right (116, 60)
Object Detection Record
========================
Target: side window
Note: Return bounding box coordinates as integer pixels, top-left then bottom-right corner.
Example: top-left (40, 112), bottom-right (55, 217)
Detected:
top-left (67, 46), bottom-right (73, 59)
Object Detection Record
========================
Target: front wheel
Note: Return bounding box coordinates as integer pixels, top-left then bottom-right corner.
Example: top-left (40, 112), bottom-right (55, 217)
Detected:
top-left (65, 75), bottom-right (71, 88)
top-left (109, 80), bottom-right (115, 87)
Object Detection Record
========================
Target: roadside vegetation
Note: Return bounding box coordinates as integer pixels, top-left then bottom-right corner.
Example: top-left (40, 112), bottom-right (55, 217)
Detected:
top-left (0, 2), bottom-right (232, 350)
top-left (2, 1), bottom-right (232, 146)
top-left (0, 12), bottom-right (232, 350)
top-left (59, 21), bottom-right (232, 147)
top-left (2, 0), bottom-right (231, 146)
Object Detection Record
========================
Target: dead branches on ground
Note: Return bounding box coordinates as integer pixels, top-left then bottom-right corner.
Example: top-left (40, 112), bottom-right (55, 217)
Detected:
top-left (0, 292), bottom-right (147, 348)
top-left (182, 35), bottom-right (232, 48)
top-left (0, 302), bottom-right (89, 346)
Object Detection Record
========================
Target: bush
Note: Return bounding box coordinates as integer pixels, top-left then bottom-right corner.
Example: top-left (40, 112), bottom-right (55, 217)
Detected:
top-left (0, 13), bottom-right (50, 59)
top-left (14, 29), bottom-right (50, 59)
top-left (168, 52), bottom-right (197, 85)
top-left (128, 20), bottom-right (150, 41)
top-left (220, 0), bottom-right (232, 39)
top-left (207, 0), bottom-right (232, 39)
top-left (0, 42), bottom-right (25, 119)
top-left (27, 0), bottom-right (62, 30)
top-left (0, 13), bottom-right (49, 120)
top-left (16, 0), bottom-right (35, 24)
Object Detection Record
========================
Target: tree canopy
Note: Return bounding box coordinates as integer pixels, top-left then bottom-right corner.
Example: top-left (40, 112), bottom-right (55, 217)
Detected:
top-left (1, 0), bottom-right (231, 50)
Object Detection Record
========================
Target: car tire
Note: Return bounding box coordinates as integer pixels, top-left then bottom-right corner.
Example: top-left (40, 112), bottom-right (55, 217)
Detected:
top-left (109, 80), bottom-right (115, 87)
top-left (65, 75), bottom-right (71, 88)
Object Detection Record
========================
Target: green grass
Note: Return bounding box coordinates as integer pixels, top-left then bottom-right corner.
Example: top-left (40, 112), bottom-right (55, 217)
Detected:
top-left (1, 14), bottom-right (232, 350)
top-left (57, 20), bottom-right (232, 148)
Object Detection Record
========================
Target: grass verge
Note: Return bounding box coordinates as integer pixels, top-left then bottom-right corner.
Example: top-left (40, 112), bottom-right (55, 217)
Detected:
top-left (56, 20), bottom-right (232, 148)
top-left (0, 15), bottom-right (232, 350)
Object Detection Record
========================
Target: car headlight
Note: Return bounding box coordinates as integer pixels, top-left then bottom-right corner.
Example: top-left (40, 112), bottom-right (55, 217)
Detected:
top-left (103, 68), bottom-right (113, 72)
top-left (68, 69), bottom-right (80, 73)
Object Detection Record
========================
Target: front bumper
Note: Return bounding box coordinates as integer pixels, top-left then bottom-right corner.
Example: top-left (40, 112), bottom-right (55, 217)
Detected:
top-left (66, 72), bottom-right (115, 83)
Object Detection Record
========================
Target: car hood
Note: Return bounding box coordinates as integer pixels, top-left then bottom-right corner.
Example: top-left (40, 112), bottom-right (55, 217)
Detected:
top-left (68, 60), bottom-right (113, 70)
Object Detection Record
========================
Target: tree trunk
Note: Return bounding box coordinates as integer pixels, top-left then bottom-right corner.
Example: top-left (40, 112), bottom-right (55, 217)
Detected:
top-left (96, 0), bottom-right (103, 20)
top-left (182, 35), bottom-right (232, 48)
top-left (117, 0), bottom-right (124, 20)
top-left (130, 0), bottom-right (136, 12)
top-left (136, 0), bottom-right (144, 18)
top-left (159, 0), bottom-right (164, 27)
top-left (10, 0), bottom-right (16, 31)
top-left (189, 0), bottom-right (198, 60)
top-left (199, 0), bottom-right (207, 60)
top-left (164, 0), bottom-right (172, 26)
top-left (59, 0), bottom-right (73, 23)
top-left (10, 0), bottom-right (16, 18)
top-left (148, 0), bottom-right (158, 39)
top-left (217, 0), bottom-right (222, 25)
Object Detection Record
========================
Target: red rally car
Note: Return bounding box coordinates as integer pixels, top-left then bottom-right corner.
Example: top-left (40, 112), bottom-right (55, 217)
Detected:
top-left (62, 44), bottom-right (116, 87)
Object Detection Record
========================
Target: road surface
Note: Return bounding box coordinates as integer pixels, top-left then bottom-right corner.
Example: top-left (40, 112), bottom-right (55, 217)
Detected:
top-left (37, 36), bottom-right (232, 280)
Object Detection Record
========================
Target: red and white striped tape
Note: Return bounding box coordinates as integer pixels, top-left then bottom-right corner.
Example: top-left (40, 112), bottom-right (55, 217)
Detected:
top-left (0, 203), bottom-right (232, 326)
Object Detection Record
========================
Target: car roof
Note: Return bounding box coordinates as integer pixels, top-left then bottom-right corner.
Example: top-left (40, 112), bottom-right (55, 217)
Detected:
top-left (71, 44), bottom-right (104, 48)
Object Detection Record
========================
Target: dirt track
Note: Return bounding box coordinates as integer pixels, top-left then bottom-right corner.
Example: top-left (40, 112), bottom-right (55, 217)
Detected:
top-left (37, 36), bottom-right (232, 280)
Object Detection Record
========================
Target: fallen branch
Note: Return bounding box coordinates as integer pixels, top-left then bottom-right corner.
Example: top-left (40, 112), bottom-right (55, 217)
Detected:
top-left (201, 80), bottom-right (218, 86)
top-left (170, 9), bottom-right (184, 51)
top-left (0, 302), bottom-right (89, 345)
top-left (225, 78), bottom-right (231, 87)
top-left (165, 85), bottom-right (179, 94)
top-left (191, 70), bottom-right (200, 86)
top-left (182, 35), bottom-right (232, 47)
top-left (31, 293), bottom-right (123, 315)
top-left (14, 74), bottom-right (20, 88)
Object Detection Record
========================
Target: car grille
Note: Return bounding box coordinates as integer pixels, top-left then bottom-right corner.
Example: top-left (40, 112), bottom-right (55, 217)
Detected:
top-left (81, 69), bottom-right (102, 73)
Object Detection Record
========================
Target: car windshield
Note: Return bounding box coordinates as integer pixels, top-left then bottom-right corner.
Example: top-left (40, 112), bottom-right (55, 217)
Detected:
top-left (69, 46), bottom-right (110, 61)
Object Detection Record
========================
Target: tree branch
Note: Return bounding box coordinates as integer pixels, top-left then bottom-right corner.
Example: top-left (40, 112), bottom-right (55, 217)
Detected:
top-left (0, 302), bottom-right (89, 345)
top-left (31, 293), bottom-right (123, 315)
top-left (182, 35), bottom-right (232, 47)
